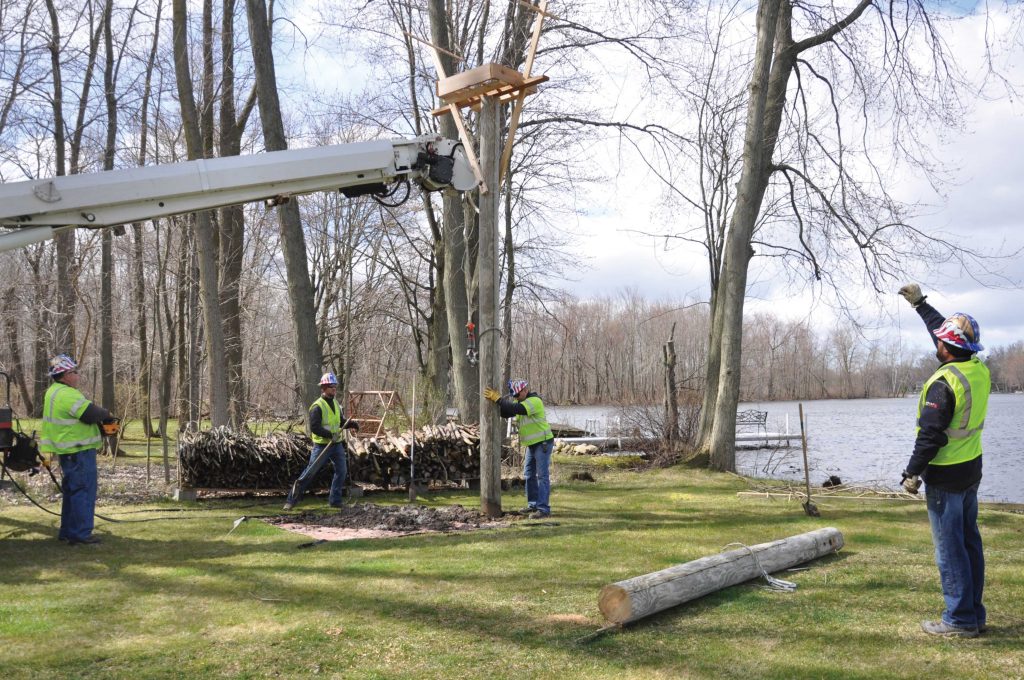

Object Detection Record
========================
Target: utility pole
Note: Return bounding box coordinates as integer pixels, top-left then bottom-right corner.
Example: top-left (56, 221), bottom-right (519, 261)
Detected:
top-left (478, 96), bottom-right (503, 518)
top-left (418, 2), bottom-right (549, 517)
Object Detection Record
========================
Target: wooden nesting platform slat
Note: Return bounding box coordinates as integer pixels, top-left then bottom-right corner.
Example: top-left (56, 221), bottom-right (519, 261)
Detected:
top-left (432, 63), bottom-right (548, 116)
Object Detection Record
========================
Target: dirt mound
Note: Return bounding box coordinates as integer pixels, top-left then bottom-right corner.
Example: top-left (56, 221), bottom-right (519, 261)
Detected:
top-left (269, 502), bottom-right (523, 541)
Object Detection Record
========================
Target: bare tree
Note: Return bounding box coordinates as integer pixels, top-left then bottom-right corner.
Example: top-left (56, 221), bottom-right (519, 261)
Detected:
top-left (217, 0), bottom-right (258, 426)
top-left (245, 0), bottom-right (323, 411)
top-left (171, 0), bottom-right (230, 426)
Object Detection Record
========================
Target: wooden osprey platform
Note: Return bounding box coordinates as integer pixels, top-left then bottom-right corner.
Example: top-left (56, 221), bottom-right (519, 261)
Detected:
top-left (432, 63), bottom-right (549, 116)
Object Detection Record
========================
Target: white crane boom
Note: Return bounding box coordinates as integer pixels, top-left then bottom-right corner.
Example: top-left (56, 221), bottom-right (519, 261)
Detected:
top-left (0, 135), bottom-right (475, 253)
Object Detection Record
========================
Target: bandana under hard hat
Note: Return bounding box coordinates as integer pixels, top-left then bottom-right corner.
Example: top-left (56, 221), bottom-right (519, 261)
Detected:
top-left (508, 379), bottom-right (528, 396)
top-left (48, 354), bottom-right (78, 377)
top-left (319, 372), bottom-right (339, 386)
top-left (933, 313), bottom-right (984, 353)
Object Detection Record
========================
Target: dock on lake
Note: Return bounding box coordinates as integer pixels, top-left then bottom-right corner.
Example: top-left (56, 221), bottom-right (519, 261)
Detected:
top-left (547, 410), bottom-right (801, 450)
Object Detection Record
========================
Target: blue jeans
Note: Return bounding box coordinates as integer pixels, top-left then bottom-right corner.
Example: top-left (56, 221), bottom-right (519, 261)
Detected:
top-left (926, 482), bottom-right (985, 629)
top-left (287, 442), bottom-right (347, 506)
top-left (58, 449), bottom-right (98, 542)
top-left (523, 439), bottom-right (553, 514)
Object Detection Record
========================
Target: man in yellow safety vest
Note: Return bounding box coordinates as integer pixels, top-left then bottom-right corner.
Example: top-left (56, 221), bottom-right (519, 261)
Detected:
top-left (484, 379), bottom-right (554, 519)
top-left (898, 284), bottom-right (990, 638)
top-left (283, 372), bottom-right (359, 511)
top-left (40, 354), bottom-right (114, 545)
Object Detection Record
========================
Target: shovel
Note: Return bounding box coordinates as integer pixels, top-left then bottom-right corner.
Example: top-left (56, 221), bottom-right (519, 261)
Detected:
top-left (798, 403), bottom-right (820, 517)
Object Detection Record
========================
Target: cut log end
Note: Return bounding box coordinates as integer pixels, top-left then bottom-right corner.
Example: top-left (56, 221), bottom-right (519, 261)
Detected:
top-left (598, 584), bottom-right (632, 624)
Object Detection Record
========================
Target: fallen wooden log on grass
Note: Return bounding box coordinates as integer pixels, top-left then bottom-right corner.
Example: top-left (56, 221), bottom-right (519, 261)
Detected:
top-left (598, 527), bottom-right (844, 625)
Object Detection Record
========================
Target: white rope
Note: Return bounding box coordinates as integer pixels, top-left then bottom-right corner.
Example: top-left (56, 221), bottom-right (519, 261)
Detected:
top-left (722, 542), bottom-right (798, 592)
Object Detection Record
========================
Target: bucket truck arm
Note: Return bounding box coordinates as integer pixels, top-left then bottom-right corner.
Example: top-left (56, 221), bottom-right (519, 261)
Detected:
top-left (0, 135), bottom-right (475, 254)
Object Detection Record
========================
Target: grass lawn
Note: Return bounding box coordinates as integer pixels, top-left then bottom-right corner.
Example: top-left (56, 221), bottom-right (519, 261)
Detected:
top-left (1, 465), bottom-right (1022, 679)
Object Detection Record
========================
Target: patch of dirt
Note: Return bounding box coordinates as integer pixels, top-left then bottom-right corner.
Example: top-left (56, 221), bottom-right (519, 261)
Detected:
top-left (268, 502), bottom-right (524, 541)
top-left (3, 461), bottom-right (538, 543)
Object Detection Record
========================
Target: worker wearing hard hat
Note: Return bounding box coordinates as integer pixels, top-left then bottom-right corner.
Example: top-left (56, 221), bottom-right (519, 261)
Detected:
top-left (40, 354), bottom-right (114, 545)
top-left (283, 372), bottom-right (359, 511)
top-left (484, 379), bottom-right (554, 519)
top-left (898, 284), bottom-right (990, 638)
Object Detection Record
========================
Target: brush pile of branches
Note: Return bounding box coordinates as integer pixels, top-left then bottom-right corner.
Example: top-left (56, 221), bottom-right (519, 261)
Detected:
top-left (178, 428), bottom-right (317, 490)
top-left (179, 423), bottom-right (516, 490)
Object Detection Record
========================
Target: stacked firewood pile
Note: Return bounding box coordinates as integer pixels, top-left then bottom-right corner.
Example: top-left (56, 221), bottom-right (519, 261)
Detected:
top-left (347, 422), bottom-right (517, 489)
top-left (179, 423), bottom-right (516, 490)
top-left (178, 428), bottom-right (317, 490)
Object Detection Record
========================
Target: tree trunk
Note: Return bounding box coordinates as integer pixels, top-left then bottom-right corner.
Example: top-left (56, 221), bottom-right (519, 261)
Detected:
top-left (43, 0), bottom-right (76, 354)
top-left (663, 324), bottom-right (678, 445)
top-left (99, 0), bottom-right (116, 416)
top-left (155, 219), bottom-right (175, 480)
top-left (2, 288), bottom-right (33, 414)
top-left (219, 0), bottom-right (253, 427)
top-left (172, 0), bottom-right (230, 427)
top-left (477, 97), bottom-right (502, 518)
top-left (426, 248), bottom-right (450, 421)
top-left (427, 0), bottom-right (477, 424)
top-left (706, 0), bottom-right (791, 471)
top-left (245, 0), bottom-right (323, 411)
top-left (696, 286), bottom-right (722, 450)
top-left (129, 0), bottom-right (163, 438)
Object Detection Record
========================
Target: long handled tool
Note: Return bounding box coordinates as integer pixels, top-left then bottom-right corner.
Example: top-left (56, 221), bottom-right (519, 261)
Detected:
top-left (798, 403), bottom-right (820, 517)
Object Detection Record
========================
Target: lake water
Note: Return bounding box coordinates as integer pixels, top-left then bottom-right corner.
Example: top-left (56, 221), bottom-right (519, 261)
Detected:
top-left (547, 394), bottom-right (1024, 505)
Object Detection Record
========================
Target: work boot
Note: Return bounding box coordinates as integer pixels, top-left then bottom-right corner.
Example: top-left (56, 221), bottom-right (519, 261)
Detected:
top-left (528, 510), bottom-right (550, 520)
top-left (921, 620), bottom-right (979, 638)
top-left (68, 535), bottom-right (102, 545)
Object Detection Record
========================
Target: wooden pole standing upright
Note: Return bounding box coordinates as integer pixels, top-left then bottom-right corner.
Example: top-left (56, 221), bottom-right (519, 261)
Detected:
top-left (477, 97), bottom-right (503, 517)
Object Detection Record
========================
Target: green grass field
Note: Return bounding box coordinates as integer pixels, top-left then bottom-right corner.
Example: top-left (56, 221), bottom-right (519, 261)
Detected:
top-left (1, 465), bottom-right (1021, 679)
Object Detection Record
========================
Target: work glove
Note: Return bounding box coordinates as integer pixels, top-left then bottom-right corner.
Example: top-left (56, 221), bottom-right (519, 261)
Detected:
top-left (483, 387), bottom-right (501, 403)
top-left (897, 283), bottom-right (925, 308)
top-left (901, 470), bottom-right (922, 495)
top-left (100, 419), bottom-right (120, 437)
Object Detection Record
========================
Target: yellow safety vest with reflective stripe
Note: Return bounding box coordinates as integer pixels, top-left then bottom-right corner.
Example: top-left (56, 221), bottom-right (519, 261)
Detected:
top-left (310, 397), bottom-right (342, 445)
top-left (40, 383), bottom-right (102, 455)
top-left (516, 395), bottom-right (553, 447)
top-left (917, 356), bottom-right (990, 466)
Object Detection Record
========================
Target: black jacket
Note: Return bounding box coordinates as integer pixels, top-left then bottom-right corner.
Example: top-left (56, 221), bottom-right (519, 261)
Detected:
top-left (905, 301), bottom-right (982, 492)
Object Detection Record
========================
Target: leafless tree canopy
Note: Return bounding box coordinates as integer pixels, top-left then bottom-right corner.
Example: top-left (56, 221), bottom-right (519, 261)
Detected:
top-left (1, 1), bottom-right (1021, 466)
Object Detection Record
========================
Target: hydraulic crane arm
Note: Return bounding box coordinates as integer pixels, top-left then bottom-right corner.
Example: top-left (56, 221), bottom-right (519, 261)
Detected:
top-left (0, 135), bottom-right (475, 254)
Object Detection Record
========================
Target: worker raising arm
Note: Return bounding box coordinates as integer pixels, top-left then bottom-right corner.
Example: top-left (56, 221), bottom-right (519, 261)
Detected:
top-left (897, 283), bottom-right (989, 638)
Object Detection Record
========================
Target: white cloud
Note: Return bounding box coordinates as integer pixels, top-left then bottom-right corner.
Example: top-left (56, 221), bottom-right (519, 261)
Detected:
top-left (557, 4), bottom-right (1024, 349)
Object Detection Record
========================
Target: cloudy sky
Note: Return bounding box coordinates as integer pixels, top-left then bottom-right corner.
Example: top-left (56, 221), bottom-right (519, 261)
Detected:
top-left (283, 1), bottom-right (1022, 354)
top-left (548, 4), bottom-right (1024, 354)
